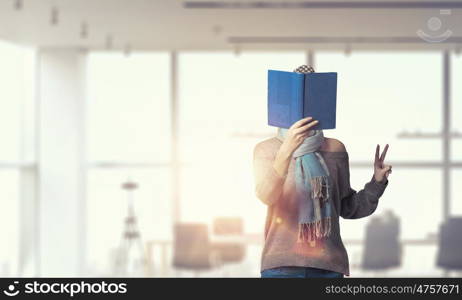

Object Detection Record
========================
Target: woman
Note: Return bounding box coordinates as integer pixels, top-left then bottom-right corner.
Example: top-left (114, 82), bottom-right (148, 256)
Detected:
top-left (253, 65), bottom-right (392, 278)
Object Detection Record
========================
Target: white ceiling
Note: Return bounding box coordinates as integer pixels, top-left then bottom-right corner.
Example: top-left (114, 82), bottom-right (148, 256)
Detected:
top-left (1, 0), bottom-right (462, 51)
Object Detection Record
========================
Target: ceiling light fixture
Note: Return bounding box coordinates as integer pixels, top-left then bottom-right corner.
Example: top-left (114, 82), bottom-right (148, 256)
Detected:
top-left (105, 34), bottom-right (113, 50)
top-left (234, 44), bottom-right (241, 56)
top-left (80, 22), bottom-right (88, 39)
top-left (51, 6), bottom-right (59, 25)
top-left (212, 24), bottom-right (223, 36)
top-left (344, 44), bottom-right (351, 56)
top-left (124, 44), bottom-right (132, 57)
top-left (14, 0), bottom-right (22, 10)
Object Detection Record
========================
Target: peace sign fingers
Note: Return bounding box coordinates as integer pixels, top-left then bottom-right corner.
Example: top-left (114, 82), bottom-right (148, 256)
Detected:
top-left (375, 144), bottom-right (390, 168)
top-left (380, 144), bottom-right (389, 163)
top-left (374, 144), bottom-right (392, 183)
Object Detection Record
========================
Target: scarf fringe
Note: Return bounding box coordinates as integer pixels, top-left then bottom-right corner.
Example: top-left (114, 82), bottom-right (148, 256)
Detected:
top-left (297, 175), bottom-right (331, 247)
top-left (311, 176), bottom-right (330, 204)
top-left (297, 217), bottom-right (332, 247)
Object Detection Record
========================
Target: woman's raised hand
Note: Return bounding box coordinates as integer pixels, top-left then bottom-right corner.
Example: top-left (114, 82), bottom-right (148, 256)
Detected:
top-left (374, 144), bottom-right (392, 183)
top-left (280, 117), bottom-right (319, 156)
top-left (273, 117), bottom-right (318, 178)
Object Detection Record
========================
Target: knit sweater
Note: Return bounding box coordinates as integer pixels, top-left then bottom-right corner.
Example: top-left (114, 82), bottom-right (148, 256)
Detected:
top-left (253, 136), bottom-right (389, 276)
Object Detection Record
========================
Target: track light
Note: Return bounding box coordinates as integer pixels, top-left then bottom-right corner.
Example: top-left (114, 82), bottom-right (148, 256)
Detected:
top-left (80, 22), bottom-right (88, 39)
top-left (234, 44), bottom-right (241, 56)
top-left (344, 44), bottom-right (352, 56)
top-left (212, 24), bottom-right (223, 36)
top-left (51, 6), bottom-right (59, 26)
top-left (105, 34), bottom-right (113, 50)
top-left (124, 44), bottom-right (132, 57)
top-left (14, 0), bottom-right (22, 10)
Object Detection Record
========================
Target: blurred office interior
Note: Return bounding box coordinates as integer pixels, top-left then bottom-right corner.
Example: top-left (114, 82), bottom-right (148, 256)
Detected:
top-left (1, 0), bottom-right (462, 277)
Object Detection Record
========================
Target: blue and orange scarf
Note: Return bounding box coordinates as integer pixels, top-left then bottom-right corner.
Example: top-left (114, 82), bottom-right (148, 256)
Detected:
top-left (277, 128), bottom-right (332, 247)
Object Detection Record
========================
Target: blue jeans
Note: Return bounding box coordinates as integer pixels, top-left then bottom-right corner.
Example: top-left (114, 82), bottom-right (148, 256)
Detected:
top-left (261, 266), bottom-right (344, 278)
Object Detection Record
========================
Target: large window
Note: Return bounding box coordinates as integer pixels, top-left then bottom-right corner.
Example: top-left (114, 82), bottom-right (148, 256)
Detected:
top-left (178, 51), bottom-right (305, 232)
top-left (86, 53), bottom-right (171, 163)
top-left (0, 40), bottom-right (36, 276)
top-left (452, 54), bottom-right (462, 161)
top-left (451, 54), bottom-right (462, 215)
top-left (176, 51), bottom-right (307, 277)
top-left (80, 49), bottom-right (459, 277)
top-left (317, 52), bottom-right (443, 240)
top-left (316, 52), bottom-right (442, 161)
top-left (85, 52), bottom-right (171, 275)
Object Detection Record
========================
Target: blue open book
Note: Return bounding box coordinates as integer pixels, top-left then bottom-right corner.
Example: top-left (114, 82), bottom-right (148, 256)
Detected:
top-left (267, 69), bottom-right (337, 129)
